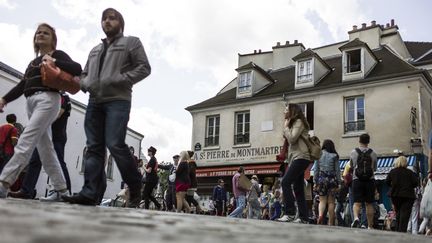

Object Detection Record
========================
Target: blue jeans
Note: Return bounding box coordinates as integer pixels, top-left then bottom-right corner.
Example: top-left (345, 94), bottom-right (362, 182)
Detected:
top-left (79, 100), bottom-right (142, 201)
top-left (229, 195), bottom-right (246, 218)
top-left (21, 140), bottom-right (71, 197)
top-left (282, 159), bottom-right (311, 221)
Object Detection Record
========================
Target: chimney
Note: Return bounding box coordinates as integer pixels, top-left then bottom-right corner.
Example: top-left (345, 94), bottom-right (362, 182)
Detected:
top-left (258, 49), bottom-right (261, 53)
top-left (294, 40), bottom-right (298, 44)
top-left (391, 19), bottom-right (395, 26)
top-left (386, 23), bottom-right (390, 28)
top-left (361, 23), bottom-right (367, 29)
top-left (254, 50), bottom-right (257, 54)
top-left (276, 42), bottom-right (281, 47)
top-left (285, 41), bottom-right (290, 45)
top-left (371, 20), bottom-right (376, 26)
top-left (353, 25), bottom-right (358, 31)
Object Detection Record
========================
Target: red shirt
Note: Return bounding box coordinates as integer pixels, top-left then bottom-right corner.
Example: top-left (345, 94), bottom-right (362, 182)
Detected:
top-left (0, 123), bottom-right (18, 155)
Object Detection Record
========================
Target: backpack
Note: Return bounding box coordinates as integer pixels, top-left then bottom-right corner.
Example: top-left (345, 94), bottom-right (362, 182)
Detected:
top-left (301, 135), bottom-right (322, 161)
top-left (354, 148), bottom-right (374, 181)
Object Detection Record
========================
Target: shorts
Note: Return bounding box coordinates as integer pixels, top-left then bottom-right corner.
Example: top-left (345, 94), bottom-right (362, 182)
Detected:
top-left (352, 179), bottom-right (375, 203)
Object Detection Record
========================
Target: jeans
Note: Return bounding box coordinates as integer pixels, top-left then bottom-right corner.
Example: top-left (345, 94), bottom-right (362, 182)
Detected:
top-left (407, 198), bottom-right (420, 234)
top-left (393, 197), bottom-right (415, 232)
top-left (229, 195), bottom-right (246, 218)
top-left (21, 140), bottom-right (72, 197)
top-left (80, 100), bottom-right (142, 201)
top-left (165, 184), bottom-right (176, 211)
top-left (335, 201), bottom-right (346, 226)
top-left (281, 159), bottom-right (311, 220)
top-left (0, 92), bottom-right (66, 191)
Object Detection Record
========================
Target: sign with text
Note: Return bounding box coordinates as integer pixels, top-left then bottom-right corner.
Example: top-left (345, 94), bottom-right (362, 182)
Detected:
top-left (193, 145), bottom-right (283, 164)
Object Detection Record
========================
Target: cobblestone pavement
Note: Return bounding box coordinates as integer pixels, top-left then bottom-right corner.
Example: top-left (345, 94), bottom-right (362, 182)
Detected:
top-left (0, 198), bottom-right (430, 243)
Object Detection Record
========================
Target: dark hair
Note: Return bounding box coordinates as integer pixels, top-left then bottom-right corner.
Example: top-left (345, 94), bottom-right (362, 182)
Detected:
top-left (359, 133), bottom-right (370, 145)
top-left (287, 103), bottom-right (310, 130)
top-left (129, 146), bottom-right (135, 153)
top-left (102, 8), bottom-right (125, 33)
top-left (187, 150), bottom-right (194, 158)
top-left (238, 166), bottom-right (244, 173)
top-left (148, 146), bottom-right (157, 154)
top-left (33, 23), bottom-right (57, 56)
top-left (322, 139), bottom-right (338, 157)
top-left (6, 114), bottom-right (16, 123)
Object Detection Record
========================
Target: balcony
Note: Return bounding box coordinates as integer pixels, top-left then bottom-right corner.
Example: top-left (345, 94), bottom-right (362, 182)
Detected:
top-left (234, 133), bottom-right (250, 145)
top-left (205, 136), bottom-right (219, 147)
top-left (344, 120), bottom-right (365, 133)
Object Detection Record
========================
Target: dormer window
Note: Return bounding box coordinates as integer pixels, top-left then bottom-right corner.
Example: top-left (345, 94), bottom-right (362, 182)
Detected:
top-left (297, 59), bottom-right (313, 83)
top-left (346, 49), bottom-right (361, 73)
top-left (238, 71), bottom-right (252, 93)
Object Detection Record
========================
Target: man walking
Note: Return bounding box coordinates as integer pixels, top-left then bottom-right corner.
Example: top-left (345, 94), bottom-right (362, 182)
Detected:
top-left (212, 179), bottom-right (227, 216)
top-left (63, 8), bottom-right (151, 207)
top-left (0, 114), bottom-right (18, 173)
top-left (159, 154), bottom-right (179, 211)
top-left (350, 134), bottom-right (377, 229)
top-left (228, 166), bottom-right (248, 218)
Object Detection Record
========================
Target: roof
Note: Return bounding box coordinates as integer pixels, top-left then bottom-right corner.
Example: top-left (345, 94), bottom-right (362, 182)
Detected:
top-left (339, 38), bottom-right (369, 50)
top-left (292, 48), bottom-right (332, 70)
top-left (186, 47), bottom-right (431, 111)
top-left (0, 61), bottom-right (145, 139)
top-left (405, 41), bottom-right (432, 60)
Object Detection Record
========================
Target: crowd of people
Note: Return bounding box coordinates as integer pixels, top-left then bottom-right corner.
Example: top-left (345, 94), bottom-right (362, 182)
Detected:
top-left (0, 7), bottom-right (431, 237)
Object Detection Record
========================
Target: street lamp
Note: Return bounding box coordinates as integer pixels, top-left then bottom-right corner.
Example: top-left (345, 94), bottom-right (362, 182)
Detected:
top-left (410, 138), bottom-right (423, 177)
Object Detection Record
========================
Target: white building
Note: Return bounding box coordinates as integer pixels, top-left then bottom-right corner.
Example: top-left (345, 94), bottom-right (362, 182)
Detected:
top-left (186, 20), bottom-right (432, 209)
top-left (0, 61), bottom-right (144, 200)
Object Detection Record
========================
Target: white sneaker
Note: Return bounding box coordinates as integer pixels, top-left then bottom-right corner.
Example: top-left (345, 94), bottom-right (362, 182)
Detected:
top-left (277, 215), bottom-right (295, 222)
top-left (293, 218), bottom-right (309, 224)
top-left (40, 190), bottom-right (69, 202)
top-left (0, 183), bottom-right (8, 198)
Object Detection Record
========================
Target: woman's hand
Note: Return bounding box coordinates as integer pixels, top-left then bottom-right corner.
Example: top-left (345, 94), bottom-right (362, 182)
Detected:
top-left (284, 119), bottom-right (289, 128)
top-left (0, 98), bottom-right (6, 113)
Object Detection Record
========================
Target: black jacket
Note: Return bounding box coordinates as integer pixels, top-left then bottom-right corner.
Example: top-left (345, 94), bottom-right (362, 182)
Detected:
top-left (188, 161), bottom-right (198, 188)
top-left (386, 167), bottom-right (418, 199)
top-left (175, 161), bottom-right (190, 185)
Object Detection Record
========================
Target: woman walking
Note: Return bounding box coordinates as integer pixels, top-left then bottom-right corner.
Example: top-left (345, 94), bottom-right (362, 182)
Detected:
top-left (142, 146), bottom-right (161, 210)
top-left (386, 156), bottom-right (418, 232)
top-left (175, 151), bottom-right (191, 213)
top-left (0, 23), bottom-right (81, 200)
top-left (278, 104), bottom-right (312, 223)
top-left (314, 139), bottom-right (340, 225)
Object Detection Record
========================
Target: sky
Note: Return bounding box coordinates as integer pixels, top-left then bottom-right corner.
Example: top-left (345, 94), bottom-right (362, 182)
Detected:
top-left (0, 0), bottom-right (431, 162)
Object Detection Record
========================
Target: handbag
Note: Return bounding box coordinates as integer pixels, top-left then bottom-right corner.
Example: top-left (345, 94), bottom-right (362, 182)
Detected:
top-left (41, 60), bottom-right (80, 94)
top-left (300, 134), bottom-right (322, 161)
top-left (238, 174), bottom-right (252, 191)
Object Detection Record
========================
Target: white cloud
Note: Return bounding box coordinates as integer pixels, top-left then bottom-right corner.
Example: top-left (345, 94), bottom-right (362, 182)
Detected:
top-left (128, 106), bottom-right (191, 163)
top-left (0, 0), bottom-right (17, 9)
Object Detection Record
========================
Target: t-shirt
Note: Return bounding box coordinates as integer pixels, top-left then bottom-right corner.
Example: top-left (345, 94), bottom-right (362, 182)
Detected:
top-left (349, 146), bottom-right (378, 180)
top-left (0, 123), bottom-right (18, 155)
top-left (51, 93), bottom-right (71, 143)
top-left (146, 157), bottom-right (158, 183)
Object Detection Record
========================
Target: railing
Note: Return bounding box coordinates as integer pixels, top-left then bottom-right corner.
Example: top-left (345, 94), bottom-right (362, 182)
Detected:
top-left (238, 85), bottom-right (251, 93)
top-left (344, 120), bottom-right (365, 133)
top-left (234, 133), bottom-right (250, 145)
top-left (205, 136), bottom-right (219, 147)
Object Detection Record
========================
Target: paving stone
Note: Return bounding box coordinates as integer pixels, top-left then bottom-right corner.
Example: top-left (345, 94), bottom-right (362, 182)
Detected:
top-left (0, 199), bottom-right (430, 243)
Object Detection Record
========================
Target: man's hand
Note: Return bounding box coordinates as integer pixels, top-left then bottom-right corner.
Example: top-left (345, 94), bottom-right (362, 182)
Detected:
top-left (0, 98), bottom-right (6, 113)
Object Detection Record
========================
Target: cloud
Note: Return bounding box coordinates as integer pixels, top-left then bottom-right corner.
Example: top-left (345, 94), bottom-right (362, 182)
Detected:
top-left (128, 106), bottom-right (191, 163)
top-left (0, 0), bottom-right (17, 9)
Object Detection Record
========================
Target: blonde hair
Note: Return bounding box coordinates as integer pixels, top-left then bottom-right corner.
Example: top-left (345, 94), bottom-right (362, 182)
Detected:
top-left (179, 151), bottom-right (190, 162)
top-left (393, 156), bottom-right (408, 168)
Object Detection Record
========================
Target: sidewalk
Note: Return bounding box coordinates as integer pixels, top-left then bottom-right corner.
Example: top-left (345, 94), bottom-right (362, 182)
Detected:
top-left (0, 199), bottom-right (429, 243)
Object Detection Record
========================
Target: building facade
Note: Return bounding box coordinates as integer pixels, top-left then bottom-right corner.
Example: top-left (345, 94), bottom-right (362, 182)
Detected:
top-left (0, 61), bottom-right (144, 200)
top-left (186, 20), bottom-right (432, 206)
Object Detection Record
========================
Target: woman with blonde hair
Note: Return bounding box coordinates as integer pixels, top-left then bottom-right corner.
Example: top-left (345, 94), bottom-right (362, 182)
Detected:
top-left (175, 151), bottom-right (191, 213)
top-left (386, 156), bottom-right (418, 232)
top-left (0, 23), bottom-right (81, 200)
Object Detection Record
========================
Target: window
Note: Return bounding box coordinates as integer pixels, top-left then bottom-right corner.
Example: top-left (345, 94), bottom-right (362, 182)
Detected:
top-left (235, 111), bottom-right (250, 144)
top-left (345, 96), bottom-right (365, 133)
top-left (297, 59), bottom-right (313, 83)
top-left (238, 71), bottom-right (252, 93)
top-left (346, 49), bottom-right (361, 73)
top-left (107, 155), bottom-right (114, 180)
top-left (205, 115), bottom-right (220, 147)
top-left (297, 102), bottom-right (314, 130)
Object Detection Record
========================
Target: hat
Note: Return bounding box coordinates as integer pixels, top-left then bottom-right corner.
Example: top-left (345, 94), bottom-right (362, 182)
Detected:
top-left (148, 146), bottom-right (157, 154)
top-left (251, 175), bottom-right (258, 180)
top-left (172, 154), bottom-right (180, 159)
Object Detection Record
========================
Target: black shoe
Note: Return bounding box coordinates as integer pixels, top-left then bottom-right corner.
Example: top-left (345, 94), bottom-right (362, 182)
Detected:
top-left (62, 193), bottom-right (96, 206)
top-left (8, 190), bottom-right (33, 199)
top-left (128, 190), bottom-right (142, 208)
